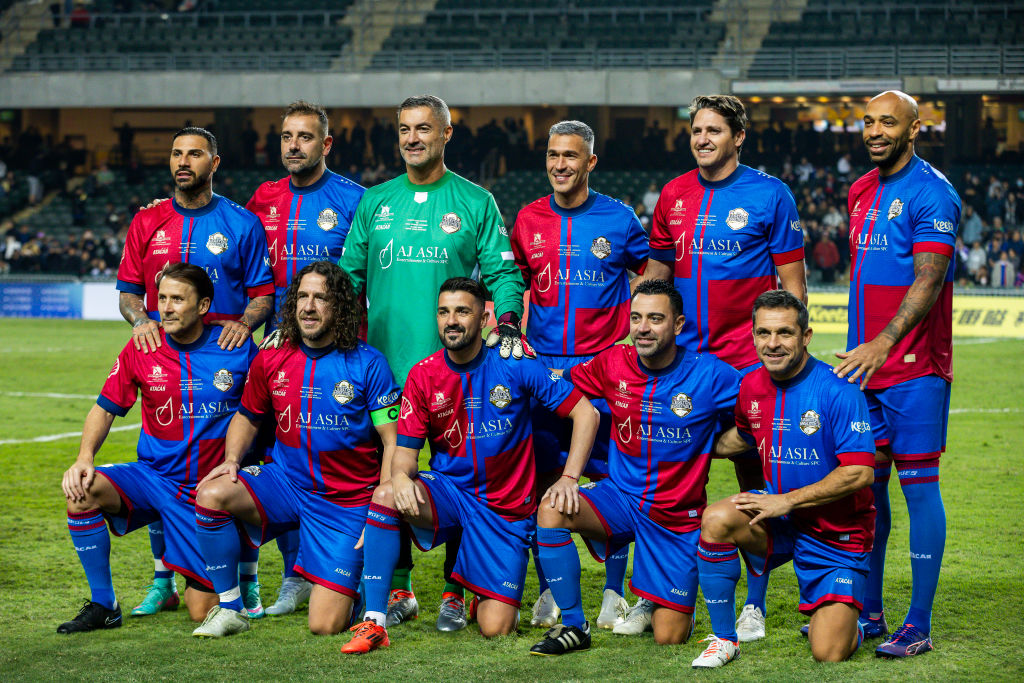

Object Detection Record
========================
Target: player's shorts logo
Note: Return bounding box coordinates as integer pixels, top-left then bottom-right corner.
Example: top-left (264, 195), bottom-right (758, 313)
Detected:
top-left (333, 380), bottom-right (355, 405)
top-left (213, 369), bottom-right (233, 392)
top-left (317, 207), bottom-right (339, 231)
top-left (379, 239), bottom-right (393, 269)
top-left (671, 392), bottom-right (693, 418)
top-left (489, 384), bottom-right (512, 408)
top-left (799, 409), bottom-right (822, 435)
top-left (591, 236), bottom-right (612, 260)
top-left (242, 465), bottom-right (262, 477)
top-left (888, 198), bottom-right (903, 220)
top-left (206, 232), bottom-right (229, 255)
top-left (726, 208), bottom-right (749, 230)
top-left (440, 212), bottom-right (462, 234)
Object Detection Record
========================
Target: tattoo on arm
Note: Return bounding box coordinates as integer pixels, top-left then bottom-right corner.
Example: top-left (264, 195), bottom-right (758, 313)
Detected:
top-left (878, 251), bottom-right (950, 345)
top-left (241, 295), bottom-right (274, 329)
top-left (119, 292), bottom-right (150, 327)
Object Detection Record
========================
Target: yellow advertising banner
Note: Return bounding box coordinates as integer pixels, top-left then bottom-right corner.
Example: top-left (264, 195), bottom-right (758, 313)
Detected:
top-left (808, 292), bottom-right (1024, 338)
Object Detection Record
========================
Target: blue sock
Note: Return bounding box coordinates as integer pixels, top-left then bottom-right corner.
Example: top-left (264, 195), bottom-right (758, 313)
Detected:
top-left (68, 509), bottom-right (116, 609)
top-left (697, 537), bottom-right (740, 643)
top-left (536, 527), bottom-right (585, 628)
top-left (363, 503), bottom-right (402, 617)
top-left (531, 537), bottom-right (549, 594)
top-left (603, 544), bottom-right (629, 595)
top-left (148, 521), bottom-right (173, 581)
top-left (276, 529), bottom-right (301, 578)
top-left (898, 459), bottom-right (945, 634)
top-left (239, 544), bottom-right (259, 584)
top-left (863, 463), bottom-right (891, 619)
top-left (195, 505), bottom-right (243, 611)
top-left (743, 566), bottom-right (769, 615)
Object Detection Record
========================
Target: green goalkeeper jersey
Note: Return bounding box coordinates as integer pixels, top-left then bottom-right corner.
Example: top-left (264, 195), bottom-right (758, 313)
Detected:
top-left (340, 170), bottom-right (524, 383)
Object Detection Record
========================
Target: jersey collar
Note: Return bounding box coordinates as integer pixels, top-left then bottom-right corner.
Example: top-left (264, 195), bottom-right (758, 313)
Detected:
top-left (878, 155), bottom-right (920, 184)
top-left (549, 189), bottom-right (597, 218)
top-left (172, 194), bottom-right (220, 217)
top-left (771, 355), bottom-right (817, 389)
top-left (290, 169), bottom-right (333, 195)
top-left (636, 345), bottom-right (687, 377)
top-left (402, 170), bottom-right (453, 193)
top-left (444, 344), bottom-right (488, 373)
top-left (697, 164), bottom-right (747, 190)
top-left (298, 340), bottom-right (337, 359)
top-left (166, 325), bottom-right (213, 353)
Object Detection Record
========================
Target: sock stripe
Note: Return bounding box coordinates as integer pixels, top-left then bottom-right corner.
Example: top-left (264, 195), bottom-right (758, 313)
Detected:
top-left (195, 505), bottom-right (232, 528)
top-left (367, 502), bottom-right (401, 530)
top-left (537, 539), bottom-right (573, 548)
top-left (698, 538), bottom-right (739, 561)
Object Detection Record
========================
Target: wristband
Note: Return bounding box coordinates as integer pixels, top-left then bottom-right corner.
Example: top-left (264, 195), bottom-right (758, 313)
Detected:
top-left (561, 473), bottom-right (579, 481)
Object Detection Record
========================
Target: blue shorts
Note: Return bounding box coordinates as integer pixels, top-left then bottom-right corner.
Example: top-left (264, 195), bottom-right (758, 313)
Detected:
top-left (96, 462), bottom-right (211, 589)
top-left (534, 352), bottom-right (611, 478)
top-left (579, 479), bottom-right (699, 614)
top-left (410, 471), bottom-right (534, 607)
top-left (742, 515), bottom-right (869, 616)
top-left (865, 374), bottom-right (950, 463)
top-left (238, 464), bottom-right (364, 598)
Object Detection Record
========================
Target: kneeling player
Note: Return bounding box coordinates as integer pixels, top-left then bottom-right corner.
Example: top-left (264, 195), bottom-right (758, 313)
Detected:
top-left (530, 280), bottom-right (742, 655)
top-left (193, 262), bottom-right (400, 637)
top-left (341, 277), bottom-right (598, 653)
top-left (59, 264), bottom-right (256, 633)
top-left (692, 291), bottom-right (875, 667)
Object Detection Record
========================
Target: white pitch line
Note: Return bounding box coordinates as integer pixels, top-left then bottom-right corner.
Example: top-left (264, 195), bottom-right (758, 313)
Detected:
top-left (0, 423), bottom-right (140, 446)
top-left (949, 407), bottom-right (1022, 415)
top-left (0, 391), bottom-right (95, 400)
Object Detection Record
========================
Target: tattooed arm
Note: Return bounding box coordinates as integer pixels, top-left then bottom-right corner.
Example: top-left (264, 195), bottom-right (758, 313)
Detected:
top-left (834, 251), bottom-right (950, 388)
top-left (211, 294), bottom-right (274, 351)
top-left (119, 291), bottom-right (161, 353)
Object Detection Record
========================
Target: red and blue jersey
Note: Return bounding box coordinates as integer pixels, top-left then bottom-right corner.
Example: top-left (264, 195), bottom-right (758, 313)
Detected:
top-left (649, 165), bottom-right (804, 370)
top-left (98, 326), bottom-right (257, 487)
top-left (847, 156), bottom-right (961, 389)
top-left (246, 170), bottom-right (365, 314)
top-left (116, 195), bottom-right (274, 322)
top-left (398, 346), bottom-right (584, 521)
top-left (566, 345), bottom-right (741, 532)
top-left (734, 357), bottom-right (876, 552)
top-left (238, 340), bottom-right (400, 507)
top-left (510, 191), bottom-right (649, 356)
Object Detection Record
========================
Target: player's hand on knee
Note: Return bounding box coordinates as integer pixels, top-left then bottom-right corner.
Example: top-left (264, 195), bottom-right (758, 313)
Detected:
top-left (731, 491), bottom-right (791, 525)
top-left (392, 473), bottom-right (425, 517)
top-left (212, 320), bottom-right (252, 350)
top-left (259, 328), bottom-right (284, 350)
top-left (197, 461), bottom-right (239, 490)
top-left (485, 312), bottom-right (535, 360)
top-left (131, 318), bottom-right (162, 353)
top-left (542, 475), bottom-right (580, 515)
top-left (62, 459), bottom-right (95, 502)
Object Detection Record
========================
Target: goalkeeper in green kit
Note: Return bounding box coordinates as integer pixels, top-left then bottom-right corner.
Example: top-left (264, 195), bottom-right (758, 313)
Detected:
top-left (339, 94), bottom-right (529, 632)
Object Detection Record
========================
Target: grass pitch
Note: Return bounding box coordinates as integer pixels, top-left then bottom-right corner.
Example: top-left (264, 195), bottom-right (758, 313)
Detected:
top-left (0, 319), bottom-right (1022, 681)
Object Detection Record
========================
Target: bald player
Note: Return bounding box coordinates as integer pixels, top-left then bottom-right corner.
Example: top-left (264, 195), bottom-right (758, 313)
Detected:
top-left (838, 90), bottom-right (960, 658)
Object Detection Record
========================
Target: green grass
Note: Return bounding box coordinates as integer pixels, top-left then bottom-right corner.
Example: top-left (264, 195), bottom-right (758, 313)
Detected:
top-left (1, 319), bottom-right (1022, 681)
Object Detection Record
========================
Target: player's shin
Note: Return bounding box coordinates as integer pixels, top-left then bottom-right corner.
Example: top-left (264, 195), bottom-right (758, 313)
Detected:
top-left (362, 503), bottom-right (402, 626)
top-left (696, 538), bottom-right (741, 643)
top-left (897, 460), bottom-right (945, 633)
top-left (276, 529), bottom-right (301, 578)
top-left (604, 545), bottom-right (629, 595)
top-left (536, 527), bottom-right (585, 628)
top-left (195, 505), bottom-right (244, 611)
top-left (68, 509), bottom-right (116, 609)
top-left (863, 463), bottom-right (891, 620)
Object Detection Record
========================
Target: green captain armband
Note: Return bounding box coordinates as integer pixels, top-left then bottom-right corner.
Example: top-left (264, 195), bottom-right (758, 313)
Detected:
top-left (371, 404), bottom-right (400, 426)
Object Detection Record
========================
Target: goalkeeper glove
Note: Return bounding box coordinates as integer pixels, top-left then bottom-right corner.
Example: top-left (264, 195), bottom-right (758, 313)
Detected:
top-left (485, 312), bottom-right (535, 360)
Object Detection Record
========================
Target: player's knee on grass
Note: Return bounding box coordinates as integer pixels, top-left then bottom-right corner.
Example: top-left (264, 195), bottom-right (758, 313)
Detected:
top-left (700, 498), bottom-right (747, 543)
top-left (808, 602), bottom-right (860, 662)
top-left (652, 607), bottom-right (691, 645)
top-left (475, 598), bottom-right (518, 638)
top-left (370, 481), bottom-right (395, 508)
top-left (184, 582), bottom-right (218, 622)
top-left (307, 586), bottom-right (353, 636)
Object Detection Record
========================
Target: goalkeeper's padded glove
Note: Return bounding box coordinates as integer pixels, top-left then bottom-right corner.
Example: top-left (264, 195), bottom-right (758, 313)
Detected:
top-left (485, 312), bottom-right (535, 360)
top-left (259, 328), bottom-right (284, 350)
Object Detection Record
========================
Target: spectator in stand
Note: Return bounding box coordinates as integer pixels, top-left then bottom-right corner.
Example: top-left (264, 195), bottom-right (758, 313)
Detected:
top-left (1005, 192), bottom-right (1020, 228)
top-left (796, 157), bottom-right (814, 183)
top-left (991, 250), bottom-right (1017, 288)
top-left (966, 241), bottom-right (987, 278)
top-left (813, 229), bottom-right (840, 284)
top-left (960, 205), bottom-right (983, 246)
top-left (642, 182), bottom-right (660, 214)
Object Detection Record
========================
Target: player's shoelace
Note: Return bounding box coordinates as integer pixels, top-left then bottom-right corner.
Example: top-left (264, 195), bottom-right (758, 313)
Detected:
top-left (889, 623), bottom-right (924, 643)
top-left (439, 595), bottom-right (464, 619)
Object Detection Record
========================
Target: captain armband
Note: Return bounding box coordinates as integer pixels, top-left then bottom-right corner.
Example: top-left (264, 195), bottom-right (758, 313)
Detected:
top-left (371, 403), bottom-right (400, 426)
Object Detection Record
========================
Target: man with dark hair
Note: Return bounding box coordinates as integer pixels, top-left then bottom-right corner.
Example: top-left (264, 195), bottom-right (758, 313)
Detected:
top-left (58, 264), bottom-right (257, 634)
top-left (644, 94), bottom-right (808, 641)
top-left (341, 277), bottom-right (598, 653)
top-left (836, 90), bottom-right (961, 658)
top-left (115, 127), bottom-right (274, 618)
top-left (339, 94), bottom-right (528, 630)
top-left (510, 119), bottom-right (649, 632)
top-left (529, 279), bottom-right (742, 656)
top-left (693, 290), bottom-right (875, 668)
top-left (190, 261), bottom-right (400, 638)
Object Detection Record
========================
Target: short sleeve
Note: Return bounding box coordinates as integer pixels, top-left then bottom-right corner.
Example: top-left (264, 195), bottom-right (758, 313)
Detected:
top-left (564, 349), bottom-right (610, 399)
top-left (622, 210), bottom-right (650, 272)
top-left (828, 381), bottom-right (876, 468)
top-left (768, 183), bottom-right (805, 266)
top-left (241, 217), bottom-right (274, 298)
top-left (517, 358), bottom-right (583, 419)
top-left (712, 360), bottom-right (743, 431)
top-left (97, 344), bottom-right (139, 417)
top-left (509, 212), bottom-right (531, 283)
top-left (364, 349), bottom-right (401, 411)
top-left (648, 187), bottom-right (675, 260)
top-left (239, 350), bottom-right (271, 421)
top-left (911, 183), bottom-right (961, 259)
top-left (396, 366), bottom-right (430, 450)
top-left (339, 197), bottom-right (372, 294)
top-left (733, 382), bottom-right (757, 446)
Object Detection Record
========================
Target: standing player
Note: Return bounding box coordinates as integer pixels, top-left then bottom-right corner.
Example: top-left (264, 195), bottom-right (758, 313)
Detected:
top-left (189, 262), bottom-right (400, 638)
top-left (115, 127), bottom-right (274, 619)
top-left (339, 95), bottom-right (528, 630)
top-left (645, 95), bottom-right (807, 641)
top-left (529, 280), bottom-right (741, 656)
top-left (58, 264), bottom-right (257, 633)
top-left (509, 120), bottom-right (649, 631)
top-left (691, 290), bottom-right (875, 668)
top-left (340, 277), bottom-right (598, 654)
top-left (835, 90), bottom-right (960, 658)
top-left (246, 101), bottom-right (365, 616)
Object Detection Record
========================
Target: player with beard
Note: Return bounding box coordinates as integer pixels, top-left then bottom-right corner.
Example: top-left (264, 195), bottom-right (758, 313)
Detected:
top-left (58, 264), bottom-right (257, 634)
top-left (341, 277), bottom-right (597, 654)
top-left (529, 280), bottom-right (741, 656)
top-left (691, 290), bottom-right (874, 668)
top-left (190, 261), bottom-right (400, 638)
top-left (115, 127), bottom-right (274, 618)
top-left (836, 90), bottom-right (960, 658)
